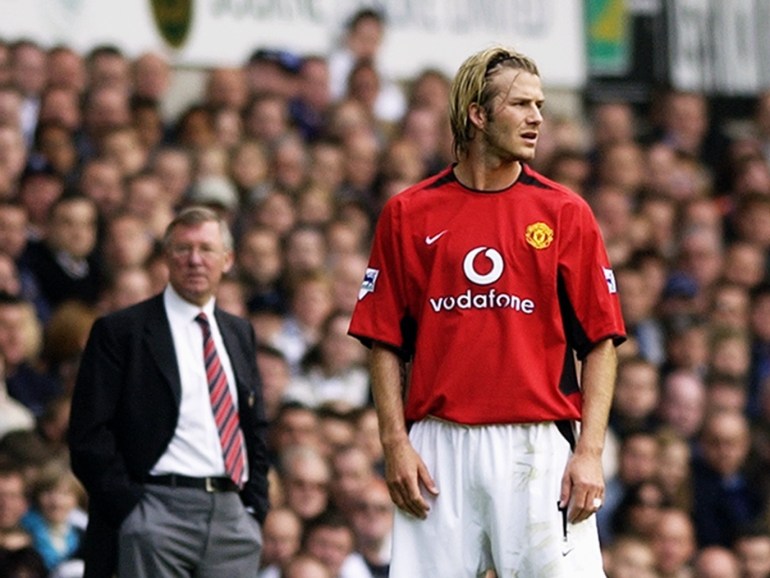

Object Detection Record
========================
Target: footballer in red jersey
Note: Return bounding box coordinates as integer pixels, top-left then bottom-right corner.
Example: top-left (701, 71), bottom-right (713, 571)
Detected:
top-left (349, 46), bottom-right (626, 578)
top-left (349, 163), bottom-right (625, 426)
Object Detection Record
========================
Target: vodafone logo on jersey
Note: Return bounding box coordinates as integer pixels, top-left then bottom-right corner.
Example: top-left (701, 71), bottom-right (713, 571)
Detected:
top-left (428, 246), bottom-right (536, 314)
top-left (463, 247), bottom-right (504, 285)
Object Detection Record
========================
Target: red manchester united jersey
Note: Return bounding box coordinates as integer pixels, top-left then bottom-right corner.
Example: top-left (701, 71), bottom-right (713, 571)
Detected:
top-left (349, 164), bottom-right (626, 425)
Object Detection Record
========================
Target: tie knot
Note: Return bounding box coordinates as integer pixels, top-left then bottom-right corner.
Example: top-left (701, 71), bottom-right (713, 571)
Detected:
top-left (195, 312), bottom-right (210, 328)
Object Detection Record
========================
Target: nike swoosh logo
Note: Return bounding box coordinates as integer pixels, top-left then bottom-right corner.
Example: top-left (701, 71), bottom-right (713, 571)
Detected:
top-left (561, 547), bottom-right (574, 557)
top-left (425, 230), bottom-right (448, 245)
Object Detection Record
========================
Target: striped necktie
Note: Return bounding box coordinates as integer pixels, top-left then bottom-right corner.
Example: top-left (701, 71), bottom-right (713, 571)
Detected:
top-left (194, 312), bottom-right (245, 487)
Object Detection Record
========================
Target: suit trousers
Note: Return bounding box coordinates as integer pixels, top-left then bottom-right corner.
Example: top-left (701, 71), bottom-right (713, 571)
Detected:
top-left (118, 484), bottom-right (262, 578)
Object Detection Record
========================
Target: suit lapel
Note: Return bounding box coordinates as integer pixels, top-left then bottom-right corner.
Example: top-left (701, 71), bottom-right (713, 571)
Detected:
top-left (143, 295), bottom-right (182, 404)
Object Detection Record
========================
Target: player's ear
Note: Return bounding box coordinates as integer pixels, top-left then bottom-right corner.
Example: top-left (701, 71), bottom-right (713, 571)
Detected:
top-left (468, 102), bottom-right (486, 131)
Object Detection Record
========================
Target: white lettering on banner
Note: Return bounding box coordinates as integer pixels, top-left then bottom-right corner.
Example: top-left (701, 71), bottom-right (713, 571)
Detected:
top-left (428, 289), bottom-right (536, 314)
top-left (0, 0), bottom-right (585, 88)
top-left (669, 0), bottom-right (760, 95)
top-left (210, 0), bottom-right (322, 20)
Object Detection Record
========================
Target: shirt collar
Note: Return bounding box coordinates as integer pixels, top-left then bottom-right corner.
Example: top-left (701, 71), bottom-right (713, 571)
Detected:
top-left (164, 284), bottom-right (216, 322)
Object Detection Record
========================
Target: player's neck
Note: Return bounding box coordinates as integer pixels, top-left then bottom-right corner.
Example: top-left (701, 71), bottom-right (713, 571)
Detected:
top-left (453, 158), bottom-right (522, 191)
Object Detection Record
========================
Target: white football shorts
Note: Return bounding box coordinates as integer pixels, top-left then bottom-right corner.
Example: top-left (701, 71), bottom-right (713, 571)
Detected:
top-left (388, 418), bottom-right (606, 577)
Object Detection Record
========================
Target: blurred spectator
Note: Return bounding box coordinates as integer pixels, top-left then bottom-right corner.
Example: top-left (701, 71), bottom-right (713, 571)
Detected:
top-left (601, 432), bottom-right (660, 545)
top-left (98, 266), bottom-right (153, 314)
top-left (707, 326), bottom-right (750, 381)
top-left (353, 406), bottom-right (384, 475)
top-left (615, 264), bottom-right (666, 366)
top-left (151, 146), bottom-right (193, 208)
top-left (10, 40), bottom-right (47, 146)
top-left (692, 410), bottom-right (762, 547)
top-left (316, 406), bottom-right (357, 460)
top-left (734, 526), bottom-right (770, 578)
top-left (407, 67), bottom-right (451, 119)
top-left (18, 155), bottom-right (64, 241)
top-left (237, 225), bottom-right (287, 314)
top-left (272, 270), bottom-right (334, 374)
top-left (33, 121), bottom-right (78, 183)
top-left (273, 133), bottom-right (310, 195)
top-left (692, 546), bottom-right (740, 578)
top-left (85, 45), bottom-right (130, 93)
top-left (101, 210), bottom-right (155, 275)
top-left (0, 462), bottom-right (30, 547)
top-left (0, 87), bottom-right (22, 129)
top-left (101, 125), bottom-right (148, 177)
top-left (0, 546), bottom-right (48, 578)
top-left (301, 508), bottom-right (369, 578)
top-left (290, 55), bottom-right (332, 141)
top-left (280, 444), bottom-right (331, 522)
top-left (609, 357), bottom-right (661, 438)
top-left (658, 369), bottom-right (707, 441)
top-left (0, 252), bottom-right (21, 296)
top-left (349, 475), bottom-right (392, 577)
top-left (328, 8), bottom-right (405, 124)
top-left (0, 124), bottom-right (26, 198)
top-left (258, 506), bottom-right (302, 578)
top-left (655, 428), bottom-right (693, 513)
top-left (40, 300), bottom-right (96, 393)
top-left (78, 157), bottom-right (124, 219)
top-left (256, 344), bottom-right (292, 422)
top-left (662, 315), bottom-right (709, 377)
top-left (36, 394), bottom-right (73, 455)
top-left (205, 67), bottom-right (248, 112)
top-left (749, 282), bottom-right (770, 417)
top-left (47, 46), bottom-right (86, 94)
top-left (612, 479), bottom-right (669, 544)
top-left (78, 85), bottom-right (131, 160)
top-left (243, 92), bottom-right (293, 147)
top-left (245, 48), bottom-right (300, 100)
top-left (38, 87), bottom-right (81, 133)
top-left (649, 89), bottom-right (732, 174)
top-left (330, 252), bottom-right (368, 314)
top-left (704, 373), bottom-right (747, 416)
top-left (0, 352), bottom-right (35, 438)
top-left (0, 292), bottom-right (61, 417)
top-left (270, 402), bottom-right (321, 458)
top-left (708, 280), bottom-right (751, 331)
top-left (281, 552), bottom-right (332, 578)
top-left (124, 170), bottom-right (174, 238)
top-left (604, 535), bottom-right (658, 578)
top-left (24, 194), bottom-right (103, 310)
top-left (20, 461), bottom-right (84, 571)
top-left (130, 95), bottom-right (166, 153)
top-left (329, 444), bottom-right (375, 516)
top-left (132, 52), bottom-right (171, 102)
top-left (652, 507), bottom-right (696, 578)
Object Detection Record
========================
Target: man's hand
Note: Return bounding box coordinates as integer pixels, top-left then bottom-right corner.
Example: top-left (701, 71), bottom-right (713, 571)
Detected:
top-left (383, 438), bottom-right (438, 519)
top-left (559, 450), bottom-right (604, 523)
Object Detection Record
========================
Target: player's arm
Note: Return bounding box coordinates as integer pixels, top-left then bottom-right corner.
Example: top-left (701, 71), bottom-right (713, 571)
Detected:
top-left (370, 342), bottom-right (438, 519)
top-left (560, 337), bottom-right (617, 523)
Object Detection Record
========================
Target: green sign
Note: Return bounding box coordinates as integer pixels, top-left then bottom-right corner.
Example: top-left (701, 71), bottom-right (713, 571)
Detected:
top-left (586, 0), bottom-right (630, 75)
top-left (150, 0), bottom-right (193, 49)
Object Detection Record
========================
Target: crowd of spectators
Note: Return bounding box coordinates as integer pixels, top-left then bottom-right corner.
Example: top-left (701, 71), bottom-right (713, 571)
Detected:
top-left (2, 7), bottom-right (770, 578)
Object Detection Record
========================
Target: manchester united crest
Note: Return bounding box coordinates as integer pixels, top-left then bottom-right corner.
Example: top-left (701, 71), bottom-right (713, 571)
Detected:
top-left (525, 222), bottom-right (554, 249)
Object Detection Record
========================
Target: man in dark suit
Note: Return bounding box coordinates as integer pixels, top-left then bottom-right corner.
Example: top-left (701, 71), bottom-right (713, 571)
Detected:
top-left (69, 206), bottom-right (269, 578)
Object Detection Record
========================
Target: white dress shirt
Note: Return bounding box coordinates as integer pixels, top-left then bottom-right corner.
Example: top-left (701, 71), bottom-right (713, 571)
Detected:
top-left (151, 285), bottom-right (244, 480)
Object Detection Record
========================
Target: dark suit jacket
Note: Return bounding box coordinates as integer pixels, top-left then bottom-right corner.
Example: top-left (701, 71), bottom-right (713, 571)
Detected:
top-left (69, 294), bottom-right (270, 578)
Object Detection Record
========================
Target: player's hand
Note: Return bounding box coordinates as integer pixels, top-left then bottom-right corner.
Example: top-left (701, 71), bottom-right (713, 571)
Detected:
top-left (382, 438), bottom-right (438, 519)
top-left (559, 451), bottom-right (604, 524)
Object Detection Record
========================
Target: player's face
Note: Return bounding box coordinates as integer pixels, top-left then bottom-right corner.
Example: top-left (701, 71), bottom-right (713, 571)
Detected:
top-left (481, 69), bottom-right (544, 163)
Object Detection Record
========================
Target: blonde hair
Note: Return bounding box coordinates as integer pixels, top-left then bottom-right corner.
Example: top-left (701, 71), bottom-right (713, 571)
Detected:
top-left (449, 45), bottom-right (539, 159)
